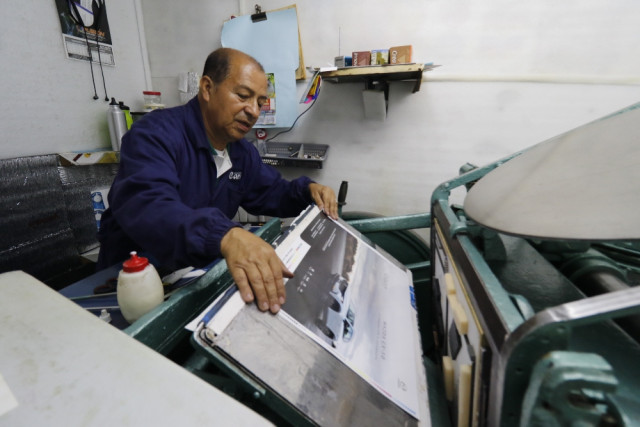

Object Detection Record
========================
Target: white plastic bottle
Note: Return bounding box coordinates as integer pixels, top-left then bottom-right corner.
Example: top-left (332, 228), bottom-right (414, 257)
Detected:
top-left (116, 251), bottom-right (164, 324)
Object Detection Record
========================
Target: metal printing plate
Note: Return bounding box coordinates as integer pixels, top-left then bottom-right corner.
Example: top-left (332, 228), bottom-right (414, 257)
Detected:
top-left (203, 303), bottom-right (428, 426)
top-left (464, 102), bottom-right (640, 241)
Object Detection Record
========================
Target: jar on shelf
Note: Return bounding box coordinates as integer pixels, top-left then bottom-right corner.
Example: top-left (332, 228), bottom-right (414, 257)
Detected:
top-left (142, 91), bottom-right (164, 111)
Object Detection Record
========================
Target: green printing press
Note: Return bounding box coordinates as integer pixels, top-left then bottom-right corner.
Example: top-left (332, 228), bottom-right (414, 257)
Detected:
top-left (124, 102), bottom-right (640, 426)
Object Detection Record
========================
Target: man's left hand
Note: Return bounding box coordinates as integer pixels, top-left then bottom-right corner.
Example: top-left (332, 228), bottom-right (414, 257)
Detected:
top-left (309, 183), bottom-right (338, 219)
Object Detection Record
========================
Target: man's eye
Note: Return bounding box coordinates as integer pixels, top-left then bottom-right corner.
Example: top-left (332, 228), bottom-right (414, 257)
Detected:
top-left (238, 93), bottom-right (249, 100)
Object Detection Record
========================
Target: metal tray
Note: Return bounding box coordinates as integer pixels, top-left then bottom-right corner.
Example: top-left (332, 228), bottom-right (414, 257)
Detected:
top-left (260, 142), bottom-right (329, 169)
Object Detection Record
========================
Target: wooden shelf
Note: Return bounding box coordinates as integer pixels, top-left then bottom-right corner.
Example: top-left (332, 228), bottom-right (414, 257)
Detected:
top-left (318, 63), bottom-right (437, 93)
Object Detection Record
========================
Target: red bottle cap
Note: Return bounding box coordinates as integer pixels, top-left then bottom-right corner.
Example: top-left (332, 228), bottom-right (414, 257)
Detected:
top-left (122, 251), bottom-right (149, 273)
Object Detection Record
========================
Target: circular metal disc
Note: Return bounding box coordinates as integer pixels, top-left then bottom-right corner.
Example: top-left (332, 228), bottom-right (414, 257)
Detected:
top-left (464, 103), bottom-right (640, 241)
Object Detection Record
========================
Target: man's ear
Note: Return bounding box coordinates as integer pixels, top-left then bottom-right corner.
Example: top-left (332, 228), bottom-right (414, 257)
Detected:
top-left (199, 76), bottom-right (214, 101)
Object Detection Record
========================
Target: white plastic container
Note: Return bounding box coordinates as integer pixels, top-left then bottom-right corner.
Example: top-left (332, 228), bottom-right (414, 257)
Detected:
top-left (116, 251), bottom-right (164, 324)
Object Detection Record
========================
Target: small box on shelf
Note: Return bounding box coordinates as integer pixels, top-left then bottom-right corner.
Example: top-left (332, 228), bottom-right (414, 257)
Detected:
top-left (389, 45), bottom-right (413, 64)
top-left (370, 49), bottom-right (389, 65)
top-left (352, 51), bottom-right (371, 67)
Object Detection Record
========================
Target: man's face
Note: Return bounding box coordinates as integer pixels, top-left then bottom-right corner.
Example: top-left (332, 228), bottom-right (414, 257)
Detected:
top-left (200, 55), bottom-right (268, 149)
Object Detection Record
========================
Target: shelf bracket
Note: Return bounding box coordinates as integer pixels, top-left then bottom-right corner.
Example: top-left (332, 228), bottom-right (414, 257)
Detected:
top-left (364, 78), bottom-right (389, 113)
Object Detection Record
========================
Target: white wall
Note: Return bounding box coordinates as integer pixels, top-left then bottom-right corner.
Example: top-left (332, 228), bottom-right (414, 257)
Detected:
top-left (0, 0), bottom-right (149, 159)
top-left (139, 0), bottom-right (640, 217)
top-left (3, 0), bottom-right (639, 218)
top-left (139, 1), bottom-right (238, 107)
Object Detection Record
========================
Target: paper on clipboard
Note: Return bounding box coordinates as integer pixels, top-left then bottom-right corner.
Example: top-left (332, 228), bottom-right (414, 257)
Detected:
top-left (221, 7), bottom-right (300, 128)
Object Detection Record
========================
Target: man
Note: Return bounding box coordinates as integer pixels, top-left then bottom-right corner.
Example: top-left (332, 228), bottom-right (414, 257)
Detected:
top-left (97, 47), bottom-right (337, 314)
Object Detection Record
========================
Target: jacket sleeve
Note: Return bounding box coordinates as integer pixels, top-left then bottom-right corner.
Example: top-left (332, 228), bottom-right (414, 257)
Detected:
top-left (239, 143), bottom-right (314, 218)
top-left (108, 120), bottom-right (237, 269)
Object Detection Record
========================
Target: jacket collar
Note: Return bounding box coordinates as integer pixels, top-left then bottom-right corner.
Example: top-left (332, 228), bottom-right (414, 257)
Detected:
top-left (185, 97), bottom-right (212, 152)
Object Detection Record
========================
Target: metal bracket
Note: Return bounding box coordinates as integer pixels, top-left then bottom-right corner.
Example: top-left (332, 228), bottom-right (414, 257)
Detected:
top-left (520, 351), bottom-right (619, 427)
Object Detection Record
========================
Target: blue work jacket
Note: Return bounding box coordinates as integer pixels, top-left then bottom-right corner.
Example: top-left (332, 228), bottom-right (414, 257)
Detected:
top-left (97, 97), bottom-right (312, 270)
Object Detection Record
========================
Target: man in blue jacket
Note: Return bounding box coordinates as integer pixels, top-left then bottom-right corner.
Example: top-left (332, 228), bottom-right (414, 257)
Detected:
top-left (98, 48), bottom-right (337, 314)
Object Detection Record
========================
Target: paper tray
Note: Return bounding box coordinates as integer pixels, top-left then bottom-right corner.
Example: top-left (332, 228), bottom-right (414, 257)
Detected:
top-left (260, 142), bottom-right (328, 169)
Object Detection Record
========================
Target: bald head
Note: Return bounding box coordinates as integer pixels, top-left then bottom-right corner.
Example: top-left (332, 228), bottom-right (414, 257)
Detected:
top-left (197, 47), bottom-right (268, 149)
top-left (202, 48), bottom-right (265, 85)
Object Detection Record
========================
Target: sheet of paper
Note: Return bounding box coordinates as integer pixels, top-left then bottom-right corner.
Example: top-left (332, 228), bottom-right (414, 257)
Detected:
top-left (274, 206), bottom-right (422, 419)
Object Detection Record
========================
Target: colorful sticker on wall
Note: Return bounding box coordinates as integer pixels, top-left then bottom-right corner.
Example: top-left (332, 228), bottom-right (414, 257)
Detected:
top-left (257, 73), bottom-right (276, 126)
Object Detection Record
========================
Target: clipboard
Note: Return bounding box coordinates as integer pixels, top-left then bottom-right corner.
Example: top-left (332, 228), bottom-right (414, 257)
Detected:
top-left (222, 5), bottom-right (306, 128)
top-left (188, 206), bottom-right (431, 426)
top-left (249, 4), bottom-right (307, 80)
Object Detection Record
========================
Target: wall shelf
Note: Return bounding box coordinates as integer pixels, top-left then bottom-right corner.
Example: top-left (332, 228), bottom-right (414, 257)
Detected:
top-left (318, 63), bottom-right (438, 93)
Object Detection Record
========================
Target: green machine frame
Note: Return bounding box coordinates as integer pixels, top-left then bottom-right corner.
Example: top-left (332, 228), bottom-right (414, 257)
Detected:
top-left (430, 158), bottom-right (640, 426)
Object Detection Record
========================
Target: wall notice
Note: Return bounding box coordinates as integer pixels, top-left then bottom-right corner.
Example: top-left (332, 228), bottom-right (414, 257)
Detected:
top-left (55, 0), bottom-right (115, 66)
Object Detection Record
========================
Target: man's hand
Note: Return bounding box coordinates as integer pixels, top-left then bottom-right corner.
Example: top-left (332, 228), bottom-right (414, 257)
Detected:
top-left (220, 227), bottom-right (292, 313)
top-left (309, 183), bottom-right (338, 219)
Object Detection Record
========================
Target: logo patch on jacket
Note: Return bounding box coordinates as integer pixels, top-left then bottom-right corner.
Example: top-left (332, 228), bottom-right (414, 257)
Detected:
top-left (229, 171), bottom-right (242, 180)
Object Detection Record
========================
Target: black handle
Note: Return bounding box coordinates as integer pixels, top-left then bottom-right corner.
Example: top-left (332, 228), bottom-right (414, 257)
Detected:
top-left (338, 181), bottom-right (348, 207)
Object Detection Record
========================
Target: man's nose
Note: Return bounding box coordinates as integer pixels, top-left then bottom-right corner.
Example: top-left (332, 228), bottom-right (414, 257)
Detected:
top-left (246, 100), bottom-right (261, 120)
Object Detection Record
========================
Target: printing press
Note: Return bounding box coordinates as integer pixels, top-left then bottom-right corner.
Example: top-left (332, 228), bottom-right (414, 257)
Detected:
top-left (127, 100), bottom-right (640, 426)
top-left (2, 102), bottom-right (639, 426)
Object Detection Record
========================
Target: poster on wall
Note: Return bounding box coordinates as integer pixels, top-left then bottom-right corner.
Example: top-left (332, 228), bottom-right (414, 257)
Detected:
top-left (55, 0), bottom-right (115, 66)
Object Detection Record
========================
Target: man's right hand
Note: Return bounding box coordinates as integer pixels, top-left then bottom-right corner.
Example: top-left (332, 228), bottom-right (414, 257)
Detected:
top-left (220, 227), bottom-right (292, 314)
